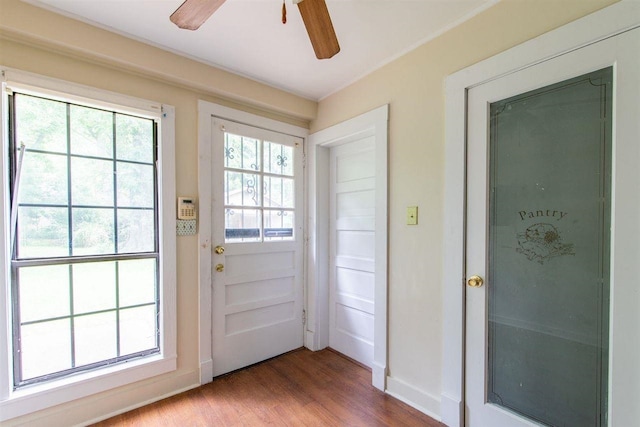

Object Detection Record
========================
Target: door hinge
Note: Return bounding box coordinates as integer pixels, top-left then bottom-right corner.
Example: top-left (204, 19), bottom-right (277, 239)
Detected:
top-left (302, 309), bottom-right (307, 325)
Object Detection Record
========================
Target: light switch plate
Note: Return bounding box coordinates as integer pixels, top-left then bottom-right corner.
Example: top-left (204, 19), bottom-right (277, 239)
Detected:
top-left (407, 206), bottom-right (418, 225)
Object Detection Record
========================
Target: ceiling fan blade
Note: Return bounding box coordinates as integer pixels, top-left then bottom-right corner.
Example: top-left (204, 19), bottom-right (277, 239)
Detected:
top-left (170, 0), bottom-right (226, 30)
top-left (296, 0), bottom-right (340, 59)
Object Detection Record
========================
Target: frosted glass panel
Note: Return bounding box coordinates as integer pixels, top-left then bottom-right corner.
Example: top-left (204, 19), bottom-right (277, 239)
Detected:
top-left (487, 68), bottom-right (612, 426)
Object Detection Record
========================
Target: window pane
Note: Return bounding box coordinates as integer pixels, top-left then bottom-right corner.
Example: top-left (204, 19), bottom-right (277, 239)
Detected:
top-left (70, 105), bottom-right (113, 158)
top-left (225, 208), bottom-right (261, 242)
top-left (264, 176), bottom-right (294, 208)
top-left (11, 93), bottom-right (159, 387)
top-left (119, 259), bottom-right (157, 307)
top-left (224, 171), bottom-right (260, 207)
top-left (73, 262), bottom-right (116, 314)
top-left (71, 157), bottom-right (114, 206)
top-left (116, 114), bottom-right (154, 163)
top-left (120, 305), bottom-right (157, 355)
top-left (117, 209), bottom-right (155, 253)
top-left (117, 162), bottom-right (154, 208)
top-left (264, 210), bottom-right (294, 241)
top-left (18, 265), bottom-right (70, 323)
top-left (224, 133), bottom-right (260, 171)
top-left (18, 206), bottom-right (69, 258)
top-left (72, 208), bottom-right (115, 255)
top-left (19, 152), bottom-right (67, 205)
top-left (75, 312), bottom-right (117, 366)
top-left (15, 94), bottom-right (67, 154)
top-left (21, 319), bottom-right (71, 380)
top-left (264, 141), bottom-right (293, 176)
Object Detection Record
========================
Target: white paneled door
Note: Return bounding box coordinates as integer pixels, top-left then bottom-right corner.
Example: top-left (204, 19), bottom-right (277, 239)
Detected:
top-left (465, 28), bottom-right (639, 426)
top-left (329, 137), bottom-right (376, 367)
top-left (210, 118), bottom-right (304, 376)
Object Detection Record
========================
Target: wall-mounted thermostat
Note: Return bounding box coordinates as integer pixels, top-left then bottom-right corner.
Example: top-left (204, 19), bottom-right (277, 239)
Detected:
top-left (177, 197), bottom-right (197, 220)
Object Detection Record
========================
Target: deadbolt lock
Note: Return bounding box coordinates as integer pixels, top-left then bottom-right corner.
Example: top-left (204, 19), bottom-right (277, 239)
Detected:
top-left (216, 264), bottom-right (224, 273)
top-left (214, 245), bottom-right (225, 254)
top-left (467, 275), bottom-right (484, 288)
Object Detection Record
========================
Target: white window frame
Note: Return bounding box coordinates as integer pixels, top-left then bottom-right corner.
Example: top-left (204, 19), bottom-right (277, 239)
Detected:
top-left (0, 68), bottom-right (177, 421)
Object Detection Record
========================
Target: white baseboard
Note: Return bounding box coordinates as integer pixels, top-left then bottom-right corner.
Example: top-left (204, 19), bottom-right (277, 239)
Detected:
top-left (304, 330), bottom-right (317, 350)
top-left (200, 358), bottom-right (213, 384)
top-left (440, 392), bottom-right (463, 427)
top-left (372, 362), bottom-right (386, 391)
top-left (386, 376), bottom-right (441, 422)
top-left (77, 381), bottom-right (200, 427)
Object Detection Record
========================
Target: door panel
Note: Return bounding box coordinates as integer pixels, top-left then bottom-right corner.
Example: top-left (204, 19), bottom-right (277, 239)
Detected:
top-left (330, 137), bottom-right (376, 367)
top-left (211, 119), bottom-right (303, 376)
top-left (466, 28), bottom-right (639, 426)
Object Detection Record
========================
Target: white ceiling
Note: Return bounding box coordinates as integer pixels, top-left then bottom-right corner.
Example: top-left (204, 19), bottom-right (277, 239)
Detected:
top-left (25, 0), bottom-right (495, 100)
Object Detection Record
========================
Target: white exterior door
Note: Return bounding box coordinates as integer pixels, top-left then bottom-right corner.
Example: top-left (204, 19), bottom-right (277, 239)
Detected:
top-left (210, 118), bottom-right (304, 377)
top-left (329, 138), bottom-right (376, 367)
top-left (465, 28), bottom-right (639, 426)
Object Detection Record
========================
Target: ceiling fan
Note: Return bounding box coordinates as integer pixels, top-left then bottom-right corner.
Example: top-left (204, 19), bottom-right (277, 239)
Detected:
top-left (170, 0), bottom-right (340, 59)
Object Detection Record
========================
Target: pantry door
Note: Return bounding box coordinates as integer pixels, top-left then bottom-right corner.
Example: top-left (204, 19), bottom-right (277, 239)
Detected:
top-left (210, 118), bottom-right (304, 376)
top-left (465, 27), bottom-right (639, 426)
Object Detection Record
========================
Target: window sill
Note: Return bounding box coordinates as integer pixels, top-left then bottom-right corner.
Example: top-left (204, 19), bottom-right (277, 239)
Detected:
top-left (0, 353), bottom-right (176, 422)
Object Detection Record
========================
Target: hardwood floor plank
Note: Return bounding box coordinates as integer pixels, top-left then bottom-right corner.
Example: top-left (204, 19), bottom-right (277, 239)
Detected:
top-left (92, 349), bottom-right (444, 427)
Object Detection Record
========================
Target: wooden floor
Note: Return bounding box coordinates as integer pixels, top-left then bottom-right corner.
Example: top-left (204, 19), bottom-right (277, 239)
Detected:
top-left (92, 348), bottom-right (444, 426)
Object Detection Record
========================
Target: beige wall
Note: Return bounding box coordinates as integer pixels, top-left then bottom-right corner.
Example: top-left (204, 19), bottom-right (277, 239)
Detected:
top-left (0, 0), bottom-right (618, 425)
top-left (311, 0), bottom-right (618, 415)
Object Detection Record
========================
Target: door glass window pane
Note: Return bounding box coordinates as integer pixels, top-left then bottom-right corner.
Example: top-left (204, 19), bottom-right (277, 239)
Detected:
top-left (225, 208), bottom-right (261, 242)
top-left (488, 68), bottom-right (612, 426)
top-left (224, 133), bottom-right (260, 171)
top-left (223, 132), bottom-right (296, 243)
top-left (264, 210), bottom-right (294, 241)
top-left (264, 141), bottom-right (293, 176)
top-left (224, 171), bottom-right (261, 207)
top-left (264, 176), bottom-right (294, 208)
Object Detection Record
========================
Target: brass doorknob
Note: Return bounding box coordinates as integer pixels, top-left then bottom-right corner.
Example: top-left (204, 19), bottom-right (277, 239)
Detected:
top-left (214, 245), bottom-right (225, 254)
top-left (216, 264), bottom-right (224, 272)
top-left (467, 275), bottom-right (484, 288)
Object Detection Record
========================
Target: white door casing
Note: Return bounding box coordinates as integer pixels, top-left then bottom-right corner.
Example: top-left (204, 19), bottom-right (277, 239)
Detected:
top-left (466, 29), bottom-right (638, 426)
top-left (198, 102), bottom-right (308, 383)
top-left (329, 137), bottom-right (376, 368)
top-left (307, 105), bottom-right (388, 390)
top-left (443, 2), bottom-right (640, 426)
